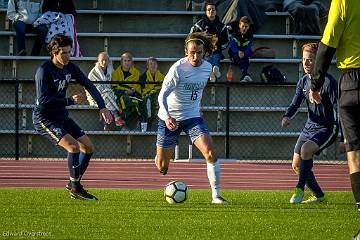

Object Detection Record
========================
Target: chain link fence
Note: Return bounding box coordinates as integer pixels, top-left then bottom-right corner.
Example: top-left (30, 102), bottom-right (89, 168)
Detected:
top-left (0, 80), bottom-right (346, 162)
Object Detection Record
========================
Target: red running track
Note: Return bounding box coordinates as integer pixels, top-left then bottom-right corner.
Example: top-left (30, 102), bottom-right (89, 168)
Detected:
top-left (0, 160), bottom-right (351, 191)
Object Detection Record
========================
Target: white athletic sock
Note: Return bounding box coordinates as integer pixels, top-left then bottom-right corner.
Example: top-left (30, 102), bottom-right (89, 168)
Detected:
top-left (207, 160), bottom-right (221, 199)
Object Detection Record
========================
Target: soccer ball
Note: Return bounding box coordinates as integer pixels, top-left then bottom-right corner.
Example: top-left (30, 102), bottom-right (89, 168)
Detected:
top-left (164, 180), bottom-right (188, 204)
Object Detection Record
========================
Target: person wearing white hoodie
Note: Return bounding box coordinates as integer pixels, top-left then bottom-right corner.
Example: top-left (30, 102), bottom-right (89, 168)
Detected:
top-left (7, 0), bottom-right (47, 55)
top-left (86, 52), bottom-right (123, 130)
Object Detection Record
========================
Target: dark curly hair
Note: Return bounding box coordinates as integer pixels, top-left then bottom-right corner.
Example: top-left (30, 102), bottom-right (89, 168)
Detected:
top-left (47, 34), bottom-right (73, 55)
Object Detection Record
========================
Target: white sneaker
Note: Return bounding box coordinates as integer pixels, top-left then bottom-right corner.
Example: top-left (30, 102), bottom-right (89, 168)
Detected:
top-left (212, 66), bottom-right (221, 78)
top-left (240, 75), bottom-right (253, 82)
top-left (212, 196), bottom-right (227, 204)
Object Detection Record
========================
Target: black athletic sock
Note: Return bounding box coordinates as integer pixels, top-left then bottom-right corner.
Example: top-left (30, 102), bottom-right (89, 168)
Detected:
top-left (79, 152), bottom-right (93, 178)
top-left (350, 171), bottom-right (360, 202)
top-left (296, 159), bottom-right (313, 190)
top-left (67, 152), bottom-right (80, 182)
top-left (306, 169), bottom-right (324, 198)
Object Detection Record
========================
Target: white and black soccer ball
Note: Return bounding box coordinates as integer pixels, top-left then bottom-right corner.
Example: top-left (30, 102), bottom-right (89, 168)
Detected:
top-left (164, 180), bottom-right (188, 204)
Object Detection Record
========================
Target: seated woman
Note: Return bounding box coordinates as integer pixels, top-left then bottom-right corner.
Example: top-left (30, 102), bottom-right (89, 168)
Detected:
top-left (86, 52), bottom-right (123, 131)
top-left (112, 52), bottom-right (142, 130)
top-left (140, 57), bottom-right (165, 130)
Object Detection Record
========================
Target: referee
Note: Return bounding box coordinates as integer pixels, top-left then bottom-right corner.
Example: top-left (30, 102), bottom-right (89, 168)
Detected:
top-left (309, 0), bottom-right (360, 212)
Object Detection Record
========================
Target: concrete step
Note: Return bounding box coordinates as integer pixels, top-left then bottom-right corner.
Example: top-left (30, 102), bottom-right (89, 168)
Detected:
top-left (0, 56), bottom-right (340, 83)
top-left (0, 33), bottom-right (322, 58)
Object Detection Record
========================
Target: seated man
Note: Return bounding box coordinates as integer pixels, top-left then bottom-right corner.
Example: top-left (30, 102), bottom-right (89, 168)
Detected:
top-left (86, 52), bottom-right (123, 130)
top-left (140, 57), bottom-right (165, 130)
top-left (112, 52), bottom-right (142, 129)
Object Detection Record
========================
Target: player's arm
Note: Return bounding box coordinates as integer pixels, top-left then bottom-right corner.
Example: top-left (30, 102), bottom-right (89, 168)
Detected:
top-left (75, 65), bottom-right (112, 124)
top-left (282, 78), bottom-right (305, 127)
top-left (311, 0), bottom-right (343, 92)
top-left (75, 65), bottom-right (106, 109)
top-left (158, 66), bottom-right (178, 130)
top-left (35, 66), bottom-right (74, 107)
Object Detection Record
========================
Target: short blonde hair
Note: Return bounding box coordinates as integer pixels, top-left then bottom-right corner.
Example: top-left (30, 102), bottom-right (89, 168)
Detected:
top-left (302, 43), bottom-right (318, 54)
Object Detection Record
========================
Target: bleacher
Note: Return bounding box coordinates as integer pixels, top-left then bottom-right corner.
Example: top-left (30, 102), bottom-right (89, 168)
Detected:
top-left (0, 0), bottom-right (342, 160)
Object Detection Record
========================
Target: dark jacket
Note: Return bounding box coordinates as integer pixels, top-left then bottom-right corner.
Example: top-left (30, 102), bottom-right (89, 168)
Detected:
top-left (42, 0), bottom-right (77, 17)
top-left (190, 15), bottom-right (229, 54)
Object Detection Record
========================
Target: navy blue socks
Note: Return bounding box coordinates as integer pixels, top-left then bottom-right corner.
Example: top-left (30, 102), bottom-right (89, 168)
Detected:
top-left (296, 159), bottom-right (313, 191)
top-left (79, 152), bottom-right (93, 178)
top-left (67, 152), bottom-right (80, 183)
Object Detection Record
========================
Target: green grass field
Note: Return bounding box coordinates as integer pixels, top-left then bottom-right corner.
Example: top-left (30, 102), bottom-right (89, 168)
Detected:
top-left (0, 189), bottom-right (359, 240)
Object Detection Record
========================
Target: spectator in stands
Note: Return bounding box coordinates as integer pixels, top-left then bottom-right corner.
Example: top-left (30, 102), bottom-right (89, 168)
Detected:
top-left (32, 34), bottom-right (112, 200)
top-left (86, 52), bottom-right (124, 131)
top-left (33, 0), bottom-right (81, 56)
top-left (228, 16), bottom-right (254, 82)
top-left (281, 43), bottom-right (339, 204)
top-left (6, 0), bottom-right (47, 56)
top-left (190, 0), bottom-right (229, 82)
top-left (283, 0), bottom-right (327, 35)
top-left (112, 52), bottom-right (142, 130)
top-left (140, 57), bottom-right (164, 130)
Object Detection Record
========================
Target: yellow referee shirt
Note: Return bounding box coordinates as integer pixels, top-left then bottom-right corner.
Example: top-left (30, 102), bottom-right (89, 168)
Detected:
top-left (322, 0), bottom-right (360, 69)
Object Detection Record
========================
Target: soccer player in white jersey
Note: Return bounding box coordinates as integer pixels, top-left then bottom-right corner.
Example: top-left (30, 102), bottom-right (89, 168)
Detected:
top-left (155, 32), bottom-right (227, 204)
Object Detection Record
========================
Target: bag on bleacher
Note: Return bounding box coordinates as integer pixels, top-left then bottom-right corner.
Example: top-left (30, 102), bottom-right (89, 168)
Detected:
top-left (260, 65), bottom-right (286, 83)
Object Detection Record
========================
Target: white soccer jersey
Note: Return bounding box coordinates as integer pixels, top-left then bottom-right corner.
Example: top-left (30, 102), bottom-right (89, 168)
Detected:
top-left (158, 57), bottom-right (212, 121)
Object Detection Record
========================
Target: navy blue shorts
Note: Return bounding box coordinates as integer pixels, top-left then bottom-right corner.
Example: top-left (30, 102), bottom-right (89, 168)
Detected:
top-left (294, 124), bottom-right (339, 155)
top-left (33, 114), bottom-right (85, 145)
top-left (156, 117), bottom-right (209, 148)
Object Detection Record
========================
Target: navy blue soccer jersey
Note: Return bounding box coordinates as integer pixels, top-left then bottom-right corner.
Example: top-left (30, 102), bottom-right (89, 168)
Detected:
top-left (33, 60), bottom-right (105, 121)
top-left (284, 74), bottom-right (338, 128)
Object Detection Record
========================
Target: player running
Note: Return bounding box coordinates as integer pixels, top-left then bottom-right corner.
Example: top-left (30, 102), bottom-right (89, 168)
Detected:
top-left (281, 43), bottom-right (339, 204)
top-left (33, 34), bottom-right (112, 200)
top-left (155, 32), bottom-right (227, 204)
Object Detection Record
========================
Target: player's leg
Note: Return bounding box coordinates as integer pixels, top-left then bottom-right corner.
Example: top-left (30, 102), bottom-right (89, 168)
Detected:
top-left (187, 117), bottom-right (225, 204)
top-left (290, 135), bottom-right (306, 203)
top-left (62, 118), bottom-right (97, 200)
top-left (155, 147), bottom-right (173, 175)
top-left (77, 135), bottom-right (94, 179)
top-left (339, 98), bottom-right (360, 211)
top-left (301, 127), bottom-right (338, 203)
top-left (155, 119), bottom-right (180, 175)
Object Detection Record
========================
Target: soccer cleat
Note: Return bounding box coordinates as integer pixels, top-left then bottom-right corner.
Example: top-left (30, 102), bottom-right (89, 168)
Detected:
top-left (212, 65), bottom-right (221, 78)
top-left (70, 185), bottom-right (98, 201)
top-left (289, 187), bottom-right (304, 204)
top-left (212, 196), bottom-right (227, 204)
top-left (302, 195), bottom-right (325, 204)
top-left (356, 202), bottom-right (360, 213)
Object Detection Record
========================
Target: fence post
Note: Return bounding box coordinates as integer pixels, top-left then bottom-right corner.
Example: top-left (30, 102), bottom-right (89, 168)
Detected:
top-left (225, 65), bottom-right (233, 159)
top-left (15, 79), bottom-right (19, 160)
